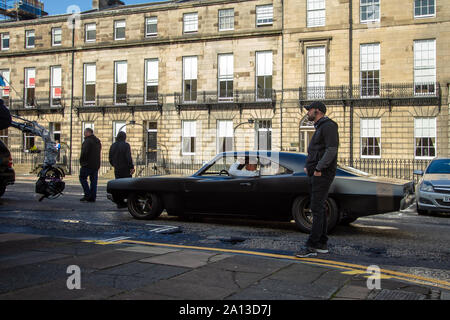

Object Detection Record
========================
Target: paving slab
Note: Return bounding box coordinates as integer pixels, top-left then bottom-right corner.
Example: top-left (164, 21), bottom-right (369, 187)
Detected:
top-left (51, 250), bottom-right (154, 270)
top-left (116, 245), bottom-right (180, 255)
top-left (0, 251), bottom-right (69, 269)
top-left (140, 250), bottom-right (231, 268)
top-left (207, 254), bottom-right (291, 274)
top-left (333, 285), bottom-right (372, 299)
top-left (368, 289), bottom-right (425, 300)
top-left (109, 290), bottom-right (179, 300)
top-left (226, 287), bottom-right (309, 300)
top-left (0, 233), bottom-right (45, 243)
top-left (140, 279), bottom-right (236, 300)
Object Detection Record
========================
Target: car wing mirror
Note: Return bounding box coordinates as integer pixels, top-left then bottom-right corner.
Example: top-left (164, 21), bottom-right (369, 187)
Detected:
top-left (413, 170), bottom-right (424, 176)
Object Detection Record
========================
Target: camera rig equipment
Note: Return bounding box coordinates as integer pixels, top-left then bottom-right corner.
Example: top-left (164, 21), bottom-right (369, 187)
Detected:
top-left (10, 115), bottom-right (65, 201)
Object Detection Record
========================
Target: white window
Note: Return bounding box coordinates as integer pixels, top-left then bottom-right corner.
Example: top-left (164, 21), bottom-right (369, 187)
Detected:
top-left (1, 33), bottom-right (9, 50)
top-left (414, 118), bottom-right (436, 159)
top-left (183, 13), bottom-right (198, 33)
top-left (145, 59), bottom-right (158, 103)
top-left (25, 30), bottom-right (35, 48)
top-left (256, 51), bottom-right (273, 100)
top-left (360, 0), bottom-right (380, 23)
top-left (415, 0), bottom-right (435, 18)
top-left (52, 28), bottom-right (62, 46)
top-left (25, 68), bottom-right (35, 107)
top-left (23, 132), bottom-right (35, 151)
top-left (307, 0), bottom-right (326, 27)
top-left (360, 43), bottom-right (380, 97)
top-left (414, 39), bottom-right (436, 95)
top-left (85, 23), bottom-right (96, 42)
top-left (49, 122), bottom-right (61, 143)
top-left (183, 56), bottom-right (197, 102)
top-left (217, 120), bottom-right (233, 153)
top-left (306, 46), bottom-right (326, 99)
top-left (219, 9), bottom-right (234, 31)
top-left (114, 61), bottom-right (127, 104)
top-left (146, 17), bottom-right (157, 37)
top-left (84, 63), bottom-right (96, 105)
top-left (114, 20), bottom-right (126, 40)
top-left (182, 120), bottom-right (196, 155)
top-left (51, 66), bottom-right (62, 106)
top-left (360, 118), bottom-right (381, 158)
top-left (255, 120), bottom-right (272, 150)
top-left (0, 69), bottom-right (10, 98)
top-left (113, 121), bottom-right (126, 140)
top-left (256, 5), bottom-right (273, 26)
top-left (218, 54), bottom-right (233, 101)
top-left (82, 122), bottom-right (94, 141)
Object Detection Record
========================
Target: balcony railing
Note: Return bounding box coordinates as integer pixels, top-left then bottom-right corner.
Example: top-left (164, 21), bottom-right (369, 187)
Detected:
top-left (7, 97), bottom-right (66, 115)
top-left (174, 89), bottom-right (276, 113)
top-left (74, 94), bottom-right (164, 115)
top-left (299, 82), bottom-right (441, 108)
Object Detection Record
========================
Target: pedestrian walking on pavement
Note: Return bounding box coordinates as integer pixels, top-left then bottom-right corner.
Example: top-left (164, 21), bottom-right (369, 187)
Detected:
top-left (79, 127), bottom-right (102, 202)
top-left (295, 101), bottom-right (339, 258)
top-left (109, 131), bottom-right (135, 208)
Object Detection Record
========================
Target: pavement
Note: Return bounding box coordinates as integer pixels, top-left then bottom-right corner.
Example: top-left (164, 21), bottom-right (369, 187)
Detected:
top-left (0, 232), bottom-right (448, 301)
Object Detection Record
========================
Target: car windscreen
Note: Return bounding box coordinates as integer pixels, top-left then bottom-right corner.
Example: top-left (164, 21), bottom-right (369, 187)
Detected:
top-left (337, 164), bottom-right (370, 177)
top-left (425, 159), bottom-right (450, 174)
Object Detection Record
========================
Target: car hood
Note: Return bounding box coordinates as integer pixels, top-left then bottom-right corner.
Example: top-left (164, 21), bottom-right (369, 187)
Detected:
top-left (422, 173), bottom-right (450, 186)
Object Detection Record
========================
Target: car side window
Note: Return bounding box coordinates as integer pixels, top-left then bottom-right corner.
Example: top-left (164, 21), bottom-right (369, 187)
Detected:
top-left (200, 155), bottom-right (235, 176)
top-left (260, 158), bottom-right (293, 176)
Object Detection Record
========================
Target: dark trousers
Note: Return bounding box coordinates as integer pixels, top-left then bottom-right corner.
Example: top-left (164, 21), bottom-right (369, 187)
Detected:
top-left (306, 175), bottom-right (334, 248)
top-left (79, 167), bottom-right (98, 200)
top-left (114, 168), bottom-right (131, 206)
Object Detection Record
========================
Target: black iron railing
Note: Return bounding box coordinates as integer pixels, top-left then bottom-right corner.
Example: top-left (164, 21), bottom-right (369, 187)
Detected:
top-left (8, 97), bottom-right (67, 114)
top-left (74, 94), bottom-right (164, 114)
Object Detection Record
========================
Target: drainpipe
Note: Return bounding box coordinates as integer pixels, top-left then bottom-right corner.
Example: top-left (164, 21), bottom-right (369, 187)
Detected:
top-left (280, 0), bottom-right (284, 151)
top-left (69, 18), bottom-right (75, 175)
top-left (349, 0), bottom-right (354, 167)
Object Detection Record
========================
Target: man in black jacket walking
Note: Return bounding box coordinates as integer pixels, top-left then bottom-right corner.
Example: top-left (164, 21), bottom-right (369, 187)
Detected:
top-left (109, 131), bottom-right (134, 208)
top-left (296, 101), bottom-right (339, 258)
top-left (79, 128), bottom-right (102, 202)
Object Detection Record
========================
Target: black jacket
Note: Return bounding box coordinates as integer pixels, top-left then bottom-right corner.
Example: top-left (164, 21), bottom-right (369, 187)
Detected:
top-left (109, 139), bottom-right (134, 174)
top-left (80, 135), bottom-right (102, 170)
top-left (305, 116), bottom-right (339, 177)
top-left (0, 99), bottom-right (11, 130)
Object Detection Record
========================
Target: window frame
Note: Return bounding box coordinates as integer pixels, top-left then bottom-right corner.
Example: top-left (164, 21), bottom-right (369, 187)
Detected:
top-left (145, 16), bottom-right (158, 37)
top-left (360, 118), bottom-right (382, 159)
top-left (307, 0), bottom-right (326, 28)
top-left (113, 120), bottom-right (127, 141)
top-left (360, 0), bottom-right (380, 23)
top-left (83, 63), bottom-right (96, 105)
top-left (24, 67), bottom-right (36, 108)
top-left (255, 119), bottom-right (272, 151)
top-left (256, 4), bottom-right (274, 27)
top-left (114, 61), bottom-right (128, 105)
top-left (255, 51), bottom-right (273, 101)
top-left (182, 120), bottom-right (197, 156)
top-left (183, 56), bottom-right (198, 103)
top-left (145, 58), bottom-right (159, 104)
top-left (183, 12), bottom-right (198, 34)
top-left (52, 27), bottom-right (62, 46)
top-left (25, 30), bottom-right (35, 49)
top-left (50, 65), bottom-right (62, 107)
top-left (413, 39), bottom-right (436, 96)
top-left (360, 43), bottom-right (381, 98)
top-left (218, 53), bottom-right (234, 101)
top-left (114, 20), bottom-right (126, 41)
top-left (414, 0), bottom-right (436, 19)
top-left (85, 23), bottom-right (96, 43)
top-left (1, 33), bottom-right (9, 51)
top-left (306, 46), bottom-right (326, 99)
top-left (218, 8), bottom-right (234, 31)
top-left (414, 117), bottom-right (437, 160)
top-left (217, 120), bottom-right (234, 153)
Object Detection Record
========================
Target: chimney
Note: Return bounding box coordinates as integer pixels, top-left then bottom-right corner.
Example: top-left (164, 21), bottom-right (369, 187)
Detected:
top-left (93, 0), bottom-right (125, 10)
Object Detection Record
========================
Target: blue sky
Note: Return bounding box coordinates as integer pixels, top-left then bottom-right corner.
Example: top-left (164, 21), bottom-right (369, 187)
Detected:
top-left (44, 0), bottom-right (160, 16)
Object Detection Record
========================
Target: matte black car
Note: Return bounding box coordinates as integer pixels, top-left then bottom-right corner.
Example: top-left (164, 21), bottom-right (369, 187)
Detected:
top-left (107, 151), bottom-right (415, 233)
top-left (0, 139), bottom-right (15, 197)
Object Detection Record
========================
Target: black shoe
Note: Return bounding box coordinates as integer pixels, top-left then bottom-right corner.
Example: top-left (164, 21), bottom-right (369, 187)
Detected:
top-left (87, 198), bottom-right (96, 202)
top-left (80, 197), bottom-right (89, 202)
top-left (294, 247), bottom-right (318, 258)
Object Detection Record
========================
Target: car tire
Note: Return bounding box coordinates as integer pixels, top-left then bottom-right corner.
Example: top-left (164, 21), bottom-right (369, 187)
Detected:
top-left (416, 203), bottom-right (428, 216)
top-left (339, 217), bottom-right (358, 225)
top-left (127, 193), bottom-right (163, 220)
top-left (292, 196), bottom-right (339, 234)
top-left (0, 185), bottom-right (5, 198)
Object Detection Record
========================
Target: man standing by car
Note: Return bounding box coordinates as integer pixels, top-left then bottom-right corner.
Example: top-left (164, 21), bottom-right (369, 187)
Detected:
top-left (79, 128), bottom-right (101, 202)
top-left (109, 131), bottom-right (134, 208)
top-left (295, 101), bottom-right (339, 258)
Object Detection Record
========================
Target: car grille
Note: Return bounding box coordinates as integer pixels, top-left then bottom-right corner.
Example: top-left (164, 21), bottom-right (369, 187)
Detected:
top-left (433, 187), bottom-right (450, 194)
top-left (435, 199), bottom-right (450, 207)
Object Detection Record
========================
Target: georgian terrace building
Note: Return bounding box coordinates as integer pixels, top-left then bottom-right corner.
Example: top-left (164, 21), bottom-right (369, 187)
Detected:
top-left (0, 0), bottom-right (449, 171)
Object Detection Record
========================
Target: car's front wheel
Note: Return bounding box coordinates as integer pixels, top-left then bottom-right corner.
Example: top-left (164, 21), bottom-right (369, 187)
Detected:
top-left (127, 193), bottom-right (163, 220)
top-left (416, 203), bottom-right (428, 216)
top-left (292, 196), bottom-right (339, 233)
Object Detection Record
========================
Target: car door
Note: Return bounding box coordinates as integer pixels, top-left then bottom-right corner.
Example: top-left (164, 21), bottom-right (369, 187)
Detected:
top-left (183, 175), bottom-right (258, 214)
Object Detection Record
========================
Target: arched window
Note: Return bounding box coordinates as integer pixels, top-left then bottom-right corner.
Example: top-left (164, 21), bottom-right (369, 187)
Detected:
top-left (299, 116), bottom-right (315, 153)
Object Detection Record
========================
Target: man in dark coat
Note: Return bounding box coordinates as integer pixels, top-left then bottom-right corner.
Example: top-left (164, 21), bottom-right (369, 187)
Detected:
top-left (109, 131), bottom-right (134, 208)
top-left (295, 101), bottom-right (339, 258)
top-left (0, 99), bottom-right (11, 130)
top-left (79, 127), bottom-right (102, 202)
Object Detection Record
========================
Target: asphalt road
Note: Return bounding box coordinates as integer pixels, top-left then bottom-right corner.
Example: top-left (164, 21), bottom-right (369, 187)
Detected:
top-left (0, 181), bottom-right (449, 285)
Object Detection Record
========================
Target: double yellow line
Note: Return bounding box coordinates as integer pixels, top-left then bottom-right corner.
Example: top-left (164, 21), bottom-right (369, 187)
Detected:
top-left (86, 239), bottom-right (450, 291)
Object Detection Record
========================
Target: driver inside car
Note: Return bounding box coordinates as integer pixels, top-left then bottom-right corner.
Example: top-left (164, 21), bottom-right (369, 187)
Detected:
top-left (229, 156), bottom-right (259, 177)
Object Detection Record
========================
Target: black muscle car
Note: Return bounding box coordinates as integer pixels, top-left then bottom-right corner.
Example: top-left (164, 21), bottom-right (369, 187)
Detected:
top-left (106, 151), bottom-right (415, 233)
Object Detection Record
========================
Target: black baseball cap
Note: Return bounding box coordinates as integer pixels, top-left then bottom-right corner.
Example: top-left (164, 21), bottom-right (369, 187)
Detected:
top-left (304, 101), bottom-right (326, 114)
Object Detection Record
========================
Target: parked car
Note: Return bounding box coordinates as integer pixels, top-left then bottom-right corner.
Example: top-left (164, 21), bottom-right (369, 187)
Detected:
top-left (0, 139), bottom-right (15, 197)
top-left (414, 158), bottom-right (450, 215)
top-left (107, 151), bottom-right (415, 233)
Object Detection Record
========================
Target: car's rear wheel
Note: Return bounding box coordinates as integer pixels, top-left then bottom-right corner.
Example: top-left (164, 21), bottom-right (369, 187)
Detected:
top-left (292, 196), bottom-right (339, 233)
top-left (127, 193), bottom-right (163, 220)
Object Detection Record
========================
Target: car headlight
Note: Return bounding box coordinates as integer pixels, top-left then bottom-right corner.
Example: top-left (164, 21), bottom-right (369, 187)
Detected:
top-left (420, 181), bottom-right (434, 192)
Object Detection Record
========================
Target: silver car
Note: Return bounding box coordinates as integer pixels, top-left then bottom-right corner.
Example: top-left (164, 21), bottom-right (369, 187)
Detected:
top-left (414, 158), bottom-right (450, 215)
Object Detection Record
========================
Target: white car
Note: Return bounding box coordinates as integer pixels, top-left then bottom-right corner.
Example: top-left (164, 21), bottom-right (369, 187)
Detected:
top-left (414, 158), bottom-right (450, 215)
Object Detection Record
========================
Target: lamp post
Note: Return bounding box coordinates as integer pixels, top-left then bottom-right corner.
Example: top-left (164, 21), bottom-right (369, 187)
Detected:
top-left (233, 118), bottom-right (254, 151)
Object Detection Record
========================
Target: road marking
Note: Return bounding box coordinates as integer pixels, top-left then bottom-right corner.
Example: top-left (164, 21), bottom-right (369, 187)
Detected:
top-left (83, 239), bottom-right (450, 290)
top-left (61, 219), bottom-right (80, 223)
